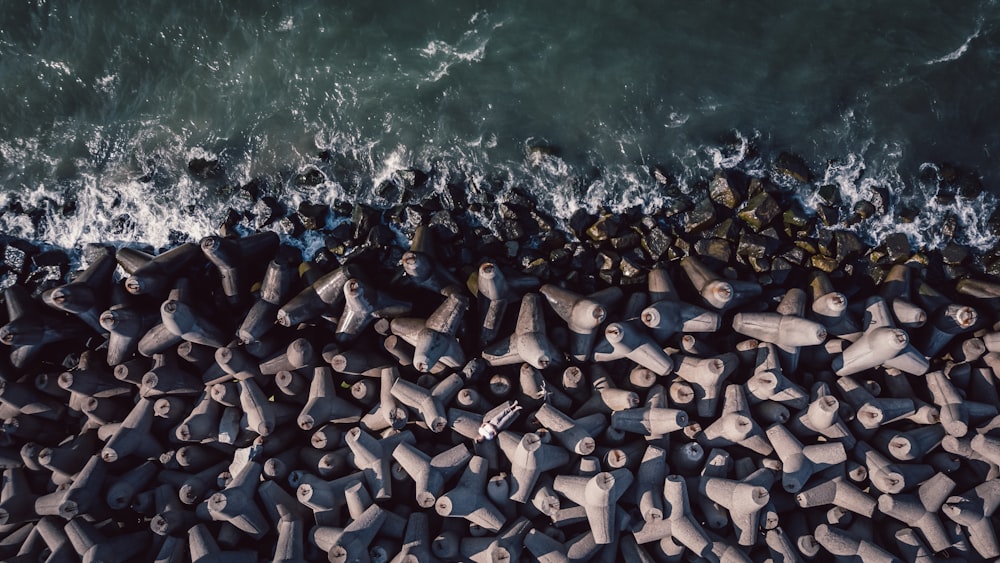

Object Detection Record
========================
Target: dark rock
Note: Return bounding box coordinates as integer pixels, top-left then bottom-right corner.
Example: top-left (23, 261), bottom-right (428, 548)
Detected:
top-left (32, 249), bottom-right (70, 273)
top-left (439, 183), bottom-right (469, 212)
top-left (367, 224), bottom-right (396, 249)
top-left (569, 209), bottom-right (597, 240)
top-left (548, 246), bottom-right (571, 267)
top-left (846, 200), bottom-right (876, 225)
top-left (661, 196), bottom-right (693, 219)
top-left (782, 201), bottom-right (811, 230)
top-left (253, 196), bottom-right (284, 229)
top-left (523, 258), bottom-right (551, 279)
top-left (781, 246), bottom-right (808, 266)
top-left (773, 152), bottom-right (811, 183)
top-left (295, 167), bottom-right (325, 187)
top-left (869, 186), bottom-right (891, 216)
top-left (942, 212), bottom-right (958, 240)
top-left (708, 169), bottom-right (748, 209)
top-left (815, 204), bottom-right (839, 227)
top-left (833, 231), bottom-right (865, 263)
top-left (529, 210), bottom-right (557, 233)
top-left (712, 218), bottom-right (740, 241)
top-left (350, 204), bottom-right (379, 243)
top-left (188, 157), bottom-right (224, 181)
top-left (682, 197), bottom-right (717, 234)
top-left (640, 225), bottom-right (673, 261)
top-left (586, 214), bottom-right (622, 242)
top-left (596, 250), bottom-right (621, 272)
top-left (297, 201), bottom-right (328, 230)
top-left (4, 240), bottom-right (36, 275)
top-left (810, 254), bottom-right (839, 273)
top-left (816, 230), bottom-right (835, 257)
top-left (394, 168), bottom-right (429, 191)
top-left (428, 210), bottom-right (461, 243)
top-left (695, 238), bottom-right (733, 270)
top-left (882, 233), bottom-right (912, 264)
top-left (276, 214), bottom-right (304, 238)
top-left (941, 242), bottom-right (970, 266)
top-left (650, 165), bottom-right (674, 186)
top-left (609, 231), bottom-right (640, 251)
top-left (738, 231), bottom-right (775, 259)
top-left (748, 255), bottom-right (770, 273)
top-left (769, 256), bottom-right (795, 285)
top-left (897, 206), bottom-right (919, 224)
top-left (400, 207), bottom-right (424, 237)
top-left (737, 192), bottom-right (781, 232)
top-left (219, 208), bottom-right (242, 230)
top-left (497, 219), bottom-right (526, 242)
top-left (817, 184), bottom-right (842, 206)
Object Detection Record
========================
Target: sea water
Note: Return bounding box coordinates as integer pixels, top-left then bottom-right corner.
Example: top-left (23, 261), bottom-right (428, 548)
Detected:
top-left (0, 0), bottom-right (998, 252)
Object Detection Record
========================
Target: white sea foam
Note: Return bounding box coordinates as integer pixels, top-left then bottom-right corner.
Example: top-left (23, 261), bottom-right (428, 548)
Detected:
top-left (926, 27), bottom-right (980, 65)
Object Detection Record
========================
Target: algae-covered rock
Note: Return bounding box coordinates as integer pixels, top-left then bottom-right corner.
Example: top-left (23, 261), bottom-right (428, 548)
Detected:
top-left (738, 192), bottom-right (781, 232)
top-left (709, 170), bottom-right (748, 209)
top-left (683, 197), bottom-right (717, 234)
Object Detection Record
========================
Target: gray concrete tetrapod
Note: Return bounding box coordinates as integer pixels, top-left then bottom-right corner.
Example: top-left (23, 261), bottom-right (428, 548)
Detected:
top-left (743, 342), bottom-right (809, 410)
top-left (942, 478), bottom-right (1000, 559)
top-left (390, 292), bottom-right (468, 372)
top-left (336, 278), bottom-right (412, 345)
top-left (498, 430), bottom-right (571, 503)
top-left (540, 283), bottom-right (622, 362)
top-left (592, 319), bottom-right (673, 376)
top-left (435, 455), bottom-right (507, 532)
top-left (276, 264), bottom-right (357, 328)
top-left (833, 296), bottom-right (929, 376)
top-left (673, 353), bottom-right (738, 417)
top-left (475, 261), bottom-right (540, 347)
top-left (733, 288), bottom-right (827, 375)
top-left (766, 423), bottom-right (846, 493)
top-left (553, 468), bottom-right (633, 545)
top-left (483, 293), bottom-right (562, 370)
top-left (391, 442), bottom-right (471, 508)
top-left (699, 384), bottom-right (773, 456)
top-left (390, 373), bottom-right (462, 433)
top-left (42, 246), bottom-right (116, 333)
top-left (877, 472), bottom-right (955, 553)
top-left (679, 255), bottom-right (762, 310)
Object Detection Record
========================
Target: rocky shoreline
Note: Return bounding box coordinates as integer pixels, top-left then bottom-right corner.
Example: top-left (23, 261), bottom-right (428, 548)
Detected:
top-left (0, 153), bottom-right (999, 561)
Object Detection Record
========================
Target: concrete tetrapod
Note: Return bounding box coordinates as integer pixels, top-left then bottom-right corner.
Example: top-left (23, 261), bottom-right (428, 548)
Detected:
top-left (199, 231), bottom-right (279, 307)
top-left (673, 353), bottom-right (738, 417)
top-left (472, 261), bottom-right (541, 347)
top-left (876, 472), bottom-right (956, 553)
top-left (498, 431), bottom-right (572, 503)
top-left (640, 268), bottom-right (720, 343)
top-left (389, 373), bottom-right (462, 433)
top-left (942, 479), bottom-right (1000, 559)
top-left (483, 293), bottom-right (562, 370)
top-left (833, 296), bottom-right (929, 376)
top-left (336, 278), bottom-right (413, 345)
top-left (118, 242), bottom-right (201, 297)
top-left (434, 455), bottom-right (506, 532)
top-left (679, 255), bottom-right (762, 311)
top-left (391, 442), bottom-right (471, 508)
top-left (732, 288), bottom-right (827, 375)
top-left (766, 423), bottom-right (847, 493)
top-left (592, 319), bottom-right (673, 376)
top-left (389, 292), bottom-right (469, 372)
top-left (553, 468), bottom-right (633, 545)
top-left (236, 245), bottom-right (300, 345)
top-left (275, 264), bottom-right (357, 328)
top-left (632, 474), bottom-right (712, 559)
top-left (808, 270), bottom-right (861, 340)
top-left (41, 246), bottom-right (116, 334)
top-left (539, 283), bottom-right (622, 362)
top-left (695, 468), bottom-right (774, 546)
top-left (698, 384), bottom-right (773, 456)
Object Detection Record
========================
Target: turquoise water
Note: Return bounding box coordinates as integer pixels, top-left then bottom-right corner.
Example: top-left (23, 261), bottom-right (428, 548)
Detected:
top-left (0, 0), bottom-right (998, 249)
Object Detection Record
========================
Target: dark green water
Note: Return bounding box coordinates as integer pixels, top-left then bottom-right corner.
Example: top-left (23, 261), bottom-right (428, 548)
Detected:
top-left (0, 0), bottom-right (997, 250)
